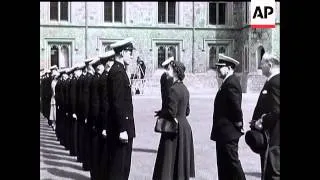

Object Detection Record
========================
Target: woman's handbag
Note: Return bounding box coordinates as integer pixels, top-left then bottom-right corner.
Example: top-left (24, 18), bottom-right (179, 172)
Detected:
top-left (154, 117), bottom-right (178, 134)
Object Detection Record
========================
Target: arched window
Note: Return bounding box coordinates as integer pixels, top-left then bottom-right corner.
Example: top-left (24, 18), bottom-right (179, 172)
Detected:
top-left (257, 46), bottom-right (265, 69)
top-left (158, 46), bottom-right (166, 68)
top-left (209, 47), bottom-right (217, 69)
top-left (51, 45), bottom-right (59, 67)
top-left (168, 46), bottom-right (176, 60)
top-left (219, 46), bottom-right (226, 54)
top-left (60, 45), bottom-right (69, 68)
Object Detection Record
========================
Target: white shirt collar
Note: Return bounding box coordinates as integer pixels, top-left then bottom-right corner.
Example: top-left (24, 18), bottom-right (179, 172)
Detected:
top-left (267, 71), bottom-right (280, 81)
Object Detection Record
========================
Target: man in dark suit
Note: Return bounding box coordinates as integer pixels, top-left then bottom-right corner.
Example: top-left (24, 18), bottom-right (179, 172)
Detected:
top-left (104, 38), bottom-right (136, 180)
top-left (251, 53), bottom-right (280, 180)
top-left (210, 54), bottom-right (246, 180)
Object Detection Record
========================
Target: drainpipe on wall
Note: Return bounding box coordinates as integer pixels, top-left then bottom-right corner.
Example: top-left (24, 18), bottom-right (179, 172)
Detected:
top-left (192, 1), bottom-right (195, 73)
top-left (85, 2), bottom-right (88, 59)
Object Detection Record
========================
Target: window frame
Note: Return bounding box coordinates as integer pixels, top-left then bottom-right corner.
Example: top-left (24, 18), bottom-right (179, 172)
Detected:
top-left (208, 44), bottom-right (229, 70)
top-left (157, 1), bottom-right (179, 25)
top-left (243, 2), bottom-right (250, 26)
top-left (207, 2), bottom-right (232, 27)
top-left (103, 2), bottom-right (125, 24)
top-left (48, 43), bottom-right (72, 68)
top-left (243, 45), bottom-right (249, 72)
top-left (49, 2), bottom-right (70, 22)
top-left (156, 43), bottom-right (179, 69)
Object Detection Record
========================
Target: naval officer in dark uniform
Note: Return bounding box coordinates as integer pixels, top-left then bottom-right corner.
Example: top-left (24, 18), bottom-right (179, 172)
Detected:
top-left (104, 38), bottom-right (136, 180)
top-left (210, 54), bottom-right (246, 180)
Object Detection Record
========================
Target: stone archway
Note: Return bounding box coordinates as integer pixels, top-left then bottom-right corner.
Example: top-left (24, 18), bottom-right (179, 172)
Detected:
top-left (256, 46), bottom-right (265, 70)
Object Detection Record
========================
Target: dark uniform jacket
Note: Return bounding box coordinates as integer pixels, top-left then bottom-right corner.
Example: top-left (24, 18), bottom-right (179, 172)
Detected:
top-left (107, 61), bottom-right (135, 139)
top-left (90, 73), bottom-right (102, 132)
top-left (252, 74), bottom-right (280, 146)
top-left (99, 71), bottom-right (109, 131)
top-left (81, 73), bottom-right (93, 122)
top-left (65, 78), bottom-right (72, 114)
top-left (210, 74), bottom-right (244, 143)
top-left (55, 78), bottom-right (63, 110)
top-left (70, 77), bottom-right (78, 115)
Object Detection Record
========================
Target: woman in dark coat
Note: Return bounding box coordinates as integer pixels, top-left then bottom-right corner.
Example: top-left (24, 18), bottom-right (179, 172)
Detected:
top-left (153, 60), bottom-right (195, 180)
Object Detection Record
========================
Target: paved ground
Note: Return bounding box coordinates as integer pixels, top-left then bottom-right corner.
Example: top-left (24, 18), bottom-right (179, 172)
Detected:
top-left (40, 93), bottom-right (262, 180)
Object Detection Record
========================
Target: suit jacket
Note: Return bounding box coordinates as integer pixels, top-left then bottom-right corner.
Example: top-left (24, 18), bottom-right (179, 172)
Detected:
top-left (211, 74), bottom-right (244, 142)
top-left (252, 74), bottom-right (280, 146)
top-left (107, 61), bottom-right (135, 139)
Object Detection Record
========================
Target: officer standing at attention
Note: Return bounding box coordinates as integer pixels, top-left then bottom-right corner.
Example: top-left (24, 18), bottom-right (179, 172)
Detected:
top-left (105, 38), bottom-right (136, 180)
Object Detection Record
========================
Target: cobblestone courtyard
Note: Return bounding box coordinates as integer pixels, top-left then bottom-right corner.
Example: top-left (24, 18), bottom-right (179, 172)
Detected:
top-left (40, 93), bottom-right (262, 180)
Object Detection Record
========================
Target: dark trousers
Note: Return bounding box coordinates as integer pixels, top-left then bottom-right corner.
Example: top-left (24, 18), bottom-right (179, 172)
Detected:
top-left (216, 138), bottom-right (246, 180)
top-left (260, 146), bottom-right (280, 180)
top-left (105, 136), bottom-right (133, 180)
top-left (91, 131), bottom-right (104, 180)
top-left (82, 122), bottom-right (91, 170)
top-left (56, 107), bottom-right (61, 141)
top-left (64, 113), bottom-right (71, 150)
top-left (73, 117), bottom-right (78, 158)
top-left (77, 120), bottom-right (85, 163)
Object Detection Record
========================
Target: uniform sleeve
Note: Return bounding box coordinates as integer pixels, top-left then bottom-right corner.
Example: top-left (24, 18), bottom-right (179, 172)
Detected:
top-left (110, 71), bottom-right (128, 132)
top-left (101, 76), bottom-right (109, 130)
top-left (83, 76), bottom-right (92, 118)
top-left (70, 81), bottom-right (77, 114)
top-left (226, 83), bottom-right (243, 123)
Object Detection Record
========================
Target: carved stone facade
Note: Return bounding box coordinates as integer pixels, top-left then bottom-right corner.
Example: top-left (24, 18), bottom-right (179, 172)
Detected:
top-left (40, 2), bottom-right (280, 92)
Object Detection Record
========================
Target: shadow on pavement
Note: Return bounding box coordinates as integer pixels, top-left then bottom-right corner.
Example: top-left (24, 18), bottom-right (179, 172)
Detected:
top-left (43, 159), bottom-right (83, 171)
top-left (40, 139), bottom-right (60, 146)
top-left (40, 142), bottom-right (66, 151)
top-left (133, 148), bottom-right (157, 154)
top-left (40, 129), bottom-right (56, 136)
top-left (42, 153), bottom-right (77, 162)
top-left (47, 167), bottom-right (89, 180)
top-left (40, 133), bottom-right (57, 138)
top-left (245, 172), bottom-right (261, 178)
top-left (40, 148), bottom-right (70, 156)
top-left (41, 136), bottom-right (58, 142)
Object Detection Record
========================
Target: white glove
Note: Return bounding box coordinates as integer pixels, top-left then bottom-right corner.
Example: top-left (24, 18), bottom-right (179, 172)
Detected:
top-left (174, 118), bottom-right (178, 124)
top-left (119, 131), bottom-right (128, 143)
top-left (102, 130), bottom-right (107, 137)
